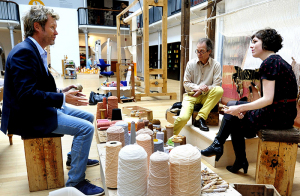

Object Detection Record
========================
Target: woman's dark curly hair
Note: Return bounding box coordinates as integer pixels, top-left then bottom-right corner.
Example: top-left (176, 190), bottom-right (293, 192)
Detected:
top-left (251, 28), bottom-right (283, 53)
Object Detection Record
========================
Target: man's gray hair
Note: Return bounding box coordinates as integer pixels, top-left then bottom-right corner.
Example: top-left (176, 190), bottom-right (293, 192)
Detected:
top-left (197, 38), bottom-right (214, 57)
top-left (23, 5), bottom-right (59, 38)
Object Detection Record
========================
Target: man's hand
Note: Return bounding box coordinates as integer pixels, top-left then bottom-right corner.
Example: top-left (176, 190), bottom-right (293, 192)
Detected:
top-left (192, 89), bottom-right (202, 97)
top-left (199, 84), bottom-right (209, 92)
top-left (62, 85), bottom-right (77, 93)
top-left (65, 90), bottom-right (88, 106)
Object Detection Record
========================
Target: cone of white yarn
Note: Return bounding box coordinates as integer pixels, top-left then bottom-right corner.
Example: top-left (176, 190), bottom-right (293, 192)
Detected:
top-left (148, 151), bottom-right (170, 196)
top-left (169, 144), bottom-right (201, 195)
top-left (107, 126), bottom-right (125, 147)
top-left (117, 145), bottom-right (148, 196)
top-left (105, 141), bottom-right (122, 188)
top-left (136, 134), bottom-right (152, 169)
top-left (115, 121), bottom-right (130, 146)
top-left (137, 128), bottom-right (154, 153)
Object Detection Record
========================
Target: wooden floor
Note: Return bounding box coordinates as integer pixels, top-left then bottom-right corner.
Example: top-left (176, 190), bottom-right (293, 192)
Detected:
top-left (1, 73), bottom-right (300, 195)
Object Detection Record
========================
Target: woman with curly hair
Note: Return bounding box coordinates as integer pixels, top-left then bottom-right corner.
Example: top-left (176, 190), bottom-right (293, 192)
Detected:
top-left (201, 28), bottom-right (298, 174)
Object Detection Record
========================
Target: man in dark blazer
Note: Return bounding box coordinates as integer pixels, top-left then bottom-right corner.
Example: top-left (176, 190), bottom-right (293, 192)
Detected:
top-left (1, 6), bottom-right (104, 196)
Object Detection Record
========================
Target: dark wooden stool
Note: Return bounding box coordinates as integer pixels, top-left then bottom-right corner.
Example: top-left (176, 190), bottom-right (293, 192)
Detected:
top-left (22, 134), bottom-right (64, 192)
top-left (192, 103), bottom-right (219, 126)
top-left (255, 128), bottom-right (300, 196)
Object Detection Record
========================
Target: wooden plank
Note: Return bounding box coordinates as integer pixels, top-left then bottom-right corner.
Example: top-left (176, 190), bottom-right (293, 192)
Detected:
top-left (180, 0), bottom-right (190, 101)
top-left (24, 138), bottom-right (47, 192)
top-left (117, 0), bottom-right (139, 18)
top-left (206, 0), bottom-right (216, 58)
top-left (255, 138), bottom-right (262, 181)
top-left (150, 79), bottom-right (164, 87)
top-left (274, 142), bottom-right (297, 196)
top-left (161, 0), bottom-right (168, 93)
top-left (256, 141), bottom-right (279, 185)
top-left (148, 0), bottom-right (164, 6)
top-left (117, 17), bottom-right (121, 64)
top-left (149, 69), bottom-right (163, 75)
top-left (143, 0), bottom-right (150, 94)
top-left (116, 63), bottom-right (121, 103)
top-left (136, 92), bottom-right (177, 100)
top-left (131, 64), bottom-right (135, 99)
top-left (43, 137), bottom-right (64, 190)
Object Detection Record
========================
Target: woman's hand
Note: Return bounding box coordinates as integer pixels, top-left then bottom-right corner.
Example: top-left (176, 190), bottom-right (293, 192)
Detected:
top-left (224, 105), bottom-right (246, 119)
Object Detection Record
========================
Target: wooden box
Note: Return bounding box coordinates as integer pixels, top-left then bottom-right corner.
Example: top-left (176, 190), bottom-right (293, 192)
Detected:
top-left (122, 106), bottom-right (153, 120)
top-left (234, 184), bottom-right (280, 196)
top-left (166, 109), bottom-right (177, 124)
top-left (192, 111), bottom-right (219, 126)
top-left (23, 137), bottom-right (64, 192)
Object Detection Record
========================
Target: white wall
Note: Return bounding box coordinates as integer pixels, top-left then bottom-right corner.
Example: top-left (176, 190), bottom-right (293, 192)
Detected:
top-left (19, 5), bottom-right (80, 74)
top-left (0, 29), bottom-right (22, 62)
top-left (13, 0), bottom-right (84, 9)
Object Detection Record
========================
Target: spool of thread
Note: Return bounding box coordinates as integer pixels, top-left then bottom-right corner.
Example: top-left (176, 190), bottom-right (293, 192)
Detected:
top-left (117, 145), bottom-right (148, 196)
top-left (107, 126), bottom-right (125, 147)
top-left (130, 121), bottom-right (136, 144)
top-left (96, 102), bottom-right (103, 119)
top-left (166, 124), bottom-right (174, 141)
top-left (153, 139), bottom-right (164, 152)
top-left (169, 144), bottom-right (201, 195)
top-left (148, 151), bottom-right (170, 196)
top-left (136, 134), bottom-right (152, 169)
top-left (107, 96), bottom-right (118, 119)
top-left (136, 121), bottom-right (145, 131)
top-left (143, 119), bottom-right (149, 126)
top-left (137, 128), bottom-right (154, 153)
top-left (172, 138), bottom-right (182, 147)
top-left (103, 97), bottom-right (107, 118)
top-left (156, 131), bottom-right (164, 142)
top-left (115, 121), bottom-right (130, 146)
top-left (105, 141), bottom-right (122, 188)
top-left (174, 135), bottom-right (186, 145)
top-left (97, 121), bottom-right (111, 128)
top-left (156, 127), bottom-right (161, 132)
top-left (148, 123), bottom-right (153, 131)
top-left (153, 124), bottom-right (161, 130)
top-left (112, 108), bottom-right (122, 121)
top-left (153, 130), bottom-right (157, 139)
top-left (99, 109), bottom-right (106, 119)
top-left (162, 129), bottom-right (168, 143)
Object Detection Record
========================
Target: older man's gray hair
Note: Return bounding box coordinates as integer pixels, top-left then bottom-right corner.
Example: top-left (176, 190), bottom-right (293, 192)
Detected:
top-left (197, 38), bottom-right (214, 57)
top-left (23, 5), bottom-right (59, 38)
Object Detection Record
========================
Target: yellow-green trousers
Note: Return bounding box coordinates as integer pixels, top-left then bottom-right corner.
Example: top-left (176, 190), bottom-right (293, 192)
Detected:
top-left (173, 86), bottom-right (224, 135)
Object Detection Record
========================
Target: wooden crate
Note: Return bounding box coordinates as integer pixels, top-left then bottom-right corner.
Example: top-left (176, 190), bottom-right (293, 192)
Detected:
top-left (255, 140), bottom-right (297, 196)
top-left (192, 111), bottom-right (219, 126)
top-left (122, 106), bottom-right (153, 120)
top-left (166, 110), bottom-right (177, 124)
top-left (234, 184), bottom-right (280, 196)
top-left (23, 137), bottom-right (64, 192)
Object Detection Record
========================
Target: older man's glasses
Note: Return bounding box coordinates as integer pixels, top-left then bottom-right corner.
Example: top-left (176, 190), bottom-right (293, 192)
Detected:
top-left (195, 49), bottom-right (208, 55)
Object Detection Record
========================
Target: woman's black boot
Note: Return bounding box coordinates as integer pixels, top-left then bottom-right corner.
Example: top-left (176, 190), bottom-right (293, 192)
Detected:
top-left (201, 118), bottom-right (232, 161)
top-left (226, 159), bottom-right (249, 174)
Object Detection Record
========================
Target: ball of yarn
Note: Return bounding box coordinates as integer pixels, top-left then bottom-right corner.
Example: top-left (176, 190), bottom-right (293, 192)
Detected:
top-left (152, 119), bottom-right (161, 125)
top-left (137, 121), bottom-right (145, 131)
top-left (115, 121), bottom-right (130, 146)
top-left (148, 123), bottom-right (153, 130)
top-left (148, 152), bottom-right (170, 196)
top-left (107, 96), bottom-right (118, 119)
top-left (118, 145), bottom-right (148, 196)
top-left (137, 128), bottom-right (154, 153)
top-left (169, 144), bottom-right (201, 195)
top-left (156, 132), bottom-right (164, 142)
top-left (107, 126), bottom-right (125, 147)
top-left (75, 83), bottom-right (83, 91)
top-left (143, 119), bottom-right (149, 126)
top-left (154, 139), bottom-right (164, 152)
top-left (105, 141), bottom-right (122, 188)
top-left (136, 134), bottom-right (152, 169)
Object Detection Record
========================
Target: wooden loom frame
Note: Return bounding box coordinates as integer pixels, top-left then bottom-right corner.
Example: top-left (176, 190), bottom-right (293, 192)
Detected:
top-left (116, 0), bottom-right (177, 101)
